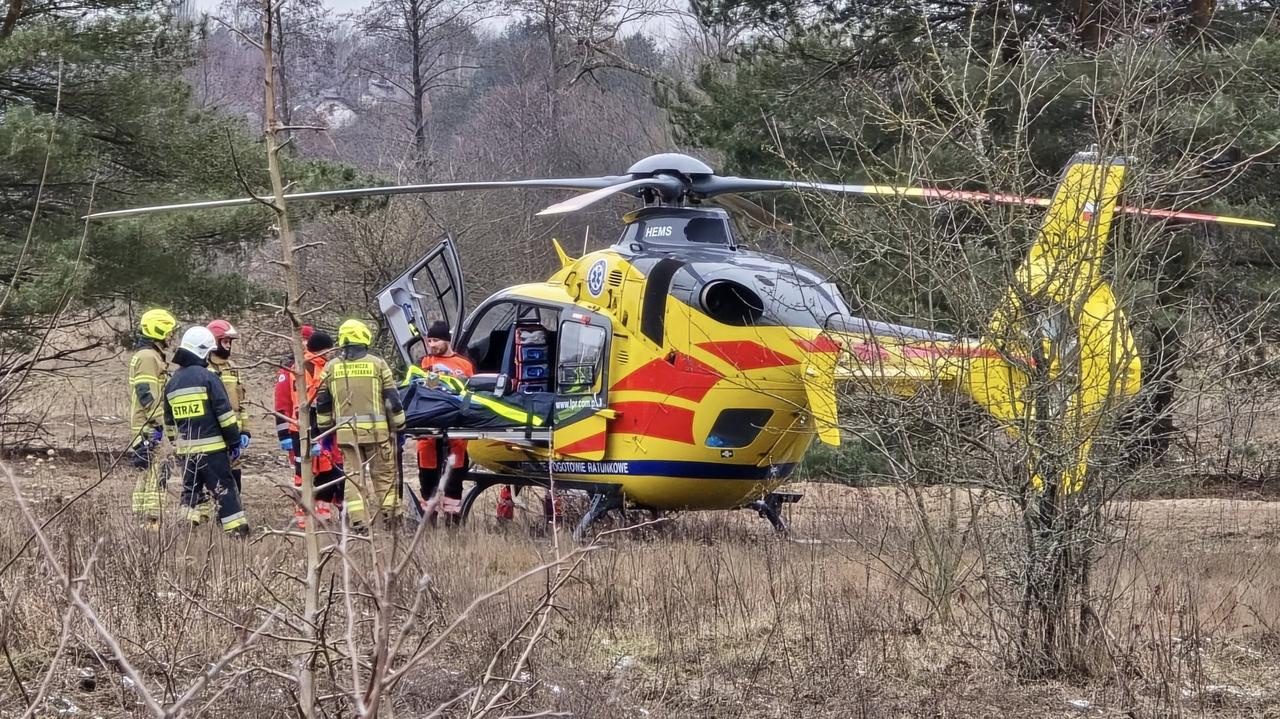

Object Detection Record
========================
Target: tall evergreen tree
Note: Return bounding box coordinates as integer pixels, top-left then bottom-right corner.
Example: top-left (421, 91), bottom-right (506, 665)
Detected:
top-left (0, 0), bottom-right (358, 326)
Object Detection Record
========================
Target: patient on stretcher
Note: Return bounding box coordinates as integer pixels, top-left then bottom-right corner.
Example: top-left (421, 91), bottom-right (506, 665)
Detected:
top-left (400, 368), bottom-right (554, 430)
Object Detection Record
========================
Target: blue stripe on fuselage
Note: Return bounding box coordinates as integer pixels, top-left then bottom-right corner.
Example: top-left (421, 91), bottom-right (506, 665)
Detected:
top-left (496, 460), bottom-right (797, 480)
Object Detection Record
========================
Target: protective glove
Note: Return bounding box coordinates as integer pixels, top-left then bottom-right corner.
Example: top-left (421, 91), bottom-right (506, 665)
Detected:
top-left (230, 446), bottom-right (242, 461)
top-left (396, 432), bottom-right (408, 449)
top-left (239, 433), bottom-right (251, 450)
top-left (310, 442), bottom-right (322, 458)
top-left (279, 437), bottom-right (294, 452)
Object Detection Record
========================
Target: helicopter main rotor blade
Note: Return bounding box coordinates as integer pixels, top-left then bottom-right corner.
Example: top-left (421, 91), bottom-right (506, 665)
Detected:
top-left (1114, 205), bottom-right (1275, 229)
top-left (535, 176), bottom-right (688, 216)
top-left (698, 177), bottom-right (1276, 229)
top-left (711, 195), bottom-right (794, 232)
top-left (82, 177), bottom-right (628, 220)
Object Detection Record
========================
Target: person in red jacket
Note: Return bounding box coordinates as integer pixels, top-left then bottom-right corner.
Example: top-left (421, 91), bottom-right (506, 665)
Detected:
top-left (274, 325), bottom-right (313, 485)
top-left (275, 328), bottom-right (344, 527)
top-left (416, 320), bottom-right (474, 523)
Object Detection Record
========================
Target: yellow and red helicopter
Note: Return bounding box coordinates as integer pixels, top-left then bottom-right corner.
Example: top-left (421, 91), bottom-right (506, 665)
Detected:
top-left (88, 150), bottom-right (1273, 537)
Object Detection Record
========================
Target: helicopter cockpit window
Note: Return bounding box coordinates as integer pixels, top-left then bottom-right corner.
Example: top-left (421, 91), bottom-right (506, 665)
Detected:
top-left (557, 322), bottom-right (607, 395)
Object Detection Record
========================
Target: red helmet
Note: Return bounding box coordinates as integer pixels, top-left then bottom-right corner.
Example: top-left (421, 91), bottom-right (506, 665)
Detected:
top-left (207, 319), bottom-right (240, 341)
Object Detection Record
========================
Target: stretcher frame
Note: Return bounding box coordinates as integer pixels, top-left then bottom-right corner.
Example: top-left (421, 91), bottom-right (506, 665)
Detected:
top-left (400, 425), bottom-right (552, 447)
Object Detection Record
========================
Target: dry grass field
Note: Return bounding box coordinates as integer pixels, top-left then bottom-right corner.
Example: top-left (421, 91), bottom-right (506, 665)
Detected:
top-left (3, 350), bottom-right (1280, 718)
top-left (2, 451), bottom-right (1279, 718)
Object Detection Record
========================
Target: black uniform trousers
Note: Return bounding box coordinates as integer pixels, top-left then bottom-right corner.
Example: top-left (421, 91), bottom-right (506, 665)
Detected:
top-left (178, 451), bottom-right (246, 530)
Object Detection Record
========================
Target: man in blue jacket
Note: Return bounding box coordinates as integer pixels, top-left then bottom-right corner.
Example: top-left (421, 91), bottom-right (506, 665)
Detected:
top-left (163, 326), bottom-right (249, 537)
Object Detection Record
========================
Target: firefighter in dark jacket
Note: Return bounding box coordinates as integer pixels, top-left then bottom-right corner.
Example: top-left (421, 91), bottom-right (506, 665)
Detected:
top-left (164, 326), bottom-right (249, 536)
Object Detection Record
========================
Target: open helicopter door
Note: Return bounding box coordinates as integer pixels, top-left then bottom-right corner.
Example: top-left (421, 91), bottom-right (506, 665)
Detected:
top-left (550, 309), bottom-right (613, 461)
top-left (375, 237), bottom-right (466, 367)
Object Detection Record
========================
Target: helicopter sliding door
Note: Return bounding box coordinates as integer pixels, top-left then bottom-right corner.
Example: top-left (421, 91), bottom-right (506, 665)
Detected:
top-left (551, 310), bottom-right (612, 461)
top-left (375, 237), bottom-right (466, 367)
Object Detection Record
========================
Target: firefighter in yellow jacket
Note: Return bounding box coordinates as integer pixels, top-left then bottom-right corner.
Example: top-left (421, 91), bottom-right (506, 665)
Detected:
top-left (207, 320), bottom-right (250, 488)
top-left (315, 319), bottom-right (406, 529)
top-left (128, 308), bottom-right (177, 524)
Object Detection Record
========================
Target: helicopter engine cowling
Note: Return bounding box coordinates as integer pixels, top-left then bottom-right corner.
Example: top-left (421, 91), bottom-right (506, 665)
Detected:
top-left (698, 280), bottom-right (765, 326)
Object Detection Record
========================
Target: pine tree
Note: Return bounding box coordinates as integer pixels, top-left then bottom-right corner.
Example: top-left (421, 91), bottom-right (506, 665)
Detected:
top-left (0, 0), bottom-right (359, 323)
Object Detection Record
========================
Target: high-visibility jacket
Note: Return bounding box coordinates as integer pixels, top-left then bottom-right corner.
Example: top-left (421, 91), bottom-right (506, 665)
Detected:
top-left (209, 354), bottom-right (248, 433)
top-left (163, 349), bottom-right (241, 456)
top-left (274, 351), bottom-right (328, 440)
top-left (315, 348), bottom-right (405, 445)
top-left (276, 352), bottom-right (341, 472)
top-left (414, 352), bottom-right (474, 469)
top-left (128, 341), bottom-right (168, 436)
top-left (421, 352), bottom-right (474, 382)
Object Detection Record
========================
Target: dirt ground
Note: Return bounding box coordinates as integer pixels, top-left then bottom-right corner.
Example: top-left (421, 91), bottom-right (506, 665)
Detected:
top-left (3, 345), bottom-right (1280, 717)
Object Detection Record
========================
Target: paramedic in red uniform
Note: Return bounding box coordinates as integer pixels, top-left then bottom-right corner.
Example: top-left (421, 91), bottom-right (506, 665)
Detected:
top-left (417, 320), bottom-right (474, 522)
top-left (274, 328), bottom-right (345, 526)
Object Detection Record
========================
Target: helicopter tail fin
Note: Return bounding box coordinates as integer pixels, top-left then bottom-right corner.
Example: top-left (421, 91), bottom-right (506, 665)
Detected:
top-left (960, 151), bottom-right (1142, 494)
top-left (822, 152), bottom-right (1142, 490)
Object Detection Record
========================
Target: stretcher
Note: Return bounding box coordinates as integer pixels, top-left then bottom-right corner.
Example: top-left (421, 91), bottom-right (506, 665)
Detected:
top-left (399, 426), bottom-right (552, 447)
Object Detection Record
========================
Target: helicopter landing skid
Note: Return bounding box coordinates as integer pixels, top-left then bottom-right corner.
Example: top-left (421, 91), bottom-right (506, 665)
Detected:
top-left (458, 471), bottom-right (621, 531)
top-left (571, 489), bottom-right (625, 542)
top-left (745, 491), bottom-right (803, 533)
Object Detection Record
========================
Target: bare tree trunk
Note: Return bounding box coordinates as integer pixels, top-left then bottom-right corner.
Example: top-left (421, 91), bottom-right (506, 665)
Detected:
top-left (1074, 0), bottom-right (1104, 50)
top-left (261, 2), bottom-right (321, 715)
top-left (1191, 0), bottom-right (1214, 32)
top-left (274, 3), bottom-right (294, 144)
top-left (0, 0), bottom-right (22, 40)
top-left (543, 5), bottom-right (560, 163)
top-left (408, 0), bottom-right (427, 156)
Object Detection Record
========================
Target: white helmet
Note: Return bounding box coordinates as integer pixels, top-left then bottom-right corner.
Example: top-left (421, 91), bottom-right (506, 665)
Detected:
top-left (179, 326), bottom-right (217, 360)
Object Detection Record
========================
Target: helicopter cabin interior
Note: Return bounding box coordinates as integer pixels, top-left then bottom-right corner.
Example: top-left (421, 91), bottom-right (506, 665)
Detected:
top-left (376, 238), bottom-right (610, 435)
top-left (459, 300), bottom-right (609, 401)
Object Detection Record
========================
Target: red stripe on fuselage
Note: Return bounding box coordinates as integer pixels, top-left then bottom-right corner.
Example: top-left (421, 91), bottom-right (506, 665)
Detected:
top-left (611, 401), bottom-right (696, 444)
top-left (697, 341), bottom-right (799, 371)
top-left (793, 336), bottom-right (842, 353)
top-left (613, 352), bottom-right (722, 401)
top-left (557, 431), bottom-right (606, 456)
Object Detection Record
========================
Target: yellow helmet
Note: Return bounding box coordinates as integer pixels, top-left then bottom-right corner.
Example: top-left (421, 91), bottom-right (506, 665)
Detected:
top-left (337, 319), bottom-right (373, 347)
top-left (139, 309), bottom-right (177, 341)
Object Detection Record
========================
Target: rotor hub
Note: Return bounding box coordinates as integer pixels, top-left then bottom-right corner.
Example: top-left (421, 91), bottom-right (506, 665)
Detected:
top-left (626, 153), bottom-right (715, 178)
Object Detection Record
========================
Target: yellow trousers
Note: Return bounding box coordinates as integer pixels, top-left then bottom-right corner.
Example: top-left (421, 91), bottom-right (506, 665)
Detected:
top-left (129, 433), bottom-right (164, 519)
top-left (341, 441), bottom-right (400, 526)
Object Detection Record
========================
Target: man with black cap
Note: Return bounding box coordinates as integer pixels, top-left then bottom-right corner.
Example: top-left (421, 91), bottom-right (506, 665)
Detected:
top-left (415, 319), bottom-right (474, 522)
top-left (275, 328), bottom-right (345, 526)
